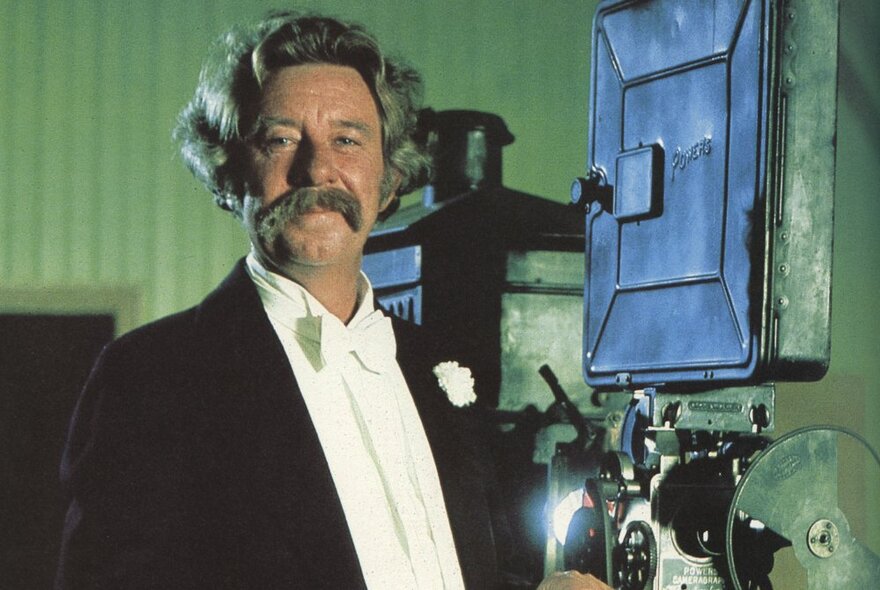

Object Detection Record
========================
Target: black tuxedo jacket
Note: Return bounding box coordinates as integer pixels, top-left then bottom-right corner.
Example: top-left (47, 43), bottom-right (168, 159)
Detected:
top-left (56, 260), bottom-right (501, 589)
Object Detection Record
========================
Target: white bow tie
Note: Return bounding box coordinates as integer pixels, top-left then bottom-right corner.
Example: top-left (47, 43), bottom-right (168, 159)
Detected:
top-left (318, 310), bottom-right (397, 373)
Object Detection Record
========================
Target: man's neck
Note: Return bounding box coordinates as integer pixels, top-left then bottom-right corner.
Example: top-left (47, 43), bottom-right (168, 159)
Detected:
top-left (270, 259), bottom-right (363, 324)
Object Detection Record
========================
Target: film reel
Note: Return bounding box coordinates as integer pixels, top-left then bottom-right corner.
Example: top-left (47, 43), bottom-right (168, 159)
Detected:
top-left (726, 426), bottom-right (880, 589)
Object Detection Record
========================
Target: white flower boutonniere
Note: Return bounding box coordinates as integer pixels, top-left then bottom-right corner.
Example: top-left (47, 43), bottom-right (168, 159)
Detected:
top-left (433, 361), bottom-right (477, 407)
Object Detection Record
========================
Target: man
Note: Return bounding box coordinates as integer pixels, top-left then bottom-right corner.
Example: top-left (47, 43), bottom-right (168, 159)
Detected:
top-left (56, 10), bottom-right (608, 590)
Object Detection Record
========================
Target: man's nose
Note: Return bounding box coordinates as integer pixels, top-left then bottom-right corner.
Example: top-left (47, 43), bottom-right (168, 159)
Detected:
top-left (289, 141), bottom-right (336, 187)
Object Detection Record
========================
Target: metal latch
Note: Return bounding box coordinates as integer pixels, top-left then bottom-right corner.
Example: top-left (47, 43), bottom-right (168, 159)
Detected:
top-left (571, 144), bottom-right (664, 221)
top-left (613, 144), bottom-right (664, 221)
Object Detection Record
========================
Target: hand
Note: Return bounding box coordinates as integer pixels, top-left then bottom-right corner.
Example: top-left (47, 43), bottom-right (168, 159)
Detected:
top-left (536, 570), bottom-right (613, 590)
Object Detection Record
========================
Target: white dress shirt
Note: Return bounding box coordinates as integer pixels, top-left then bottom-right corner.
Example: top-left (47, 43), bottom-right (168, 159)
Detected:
top-left (245, 253), bottom-right (465, 589)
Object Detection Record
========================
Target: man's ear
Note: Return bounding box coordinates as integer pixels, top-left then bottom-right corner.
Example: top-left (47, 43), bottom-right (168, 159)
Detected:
top-left (214, 182), bottom-right (245, 218)
top-left (217, 147), bottom-right (249, 218)
top-left (215, 191), bottom-right (239, 216)
top-left (378, 169), bottom-right (403, 221)
top-left (378, 195), bottom-right (400, 221)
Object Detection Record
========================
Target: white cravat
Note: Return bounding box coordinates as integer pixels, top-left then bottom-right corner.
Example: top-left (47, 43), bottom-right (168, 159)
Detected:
top-left (245, 254), bottom-right (465, 590)
top-left (318, 310), bottom-right (397, 373)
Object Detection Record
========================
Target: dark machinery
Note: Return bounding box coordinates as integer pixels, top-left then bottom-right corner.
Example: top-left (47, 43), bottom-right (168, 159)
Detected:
top-left (364, 110), bottom-right (610, 584)
top-left (364, 109), bottom-right (587, 412)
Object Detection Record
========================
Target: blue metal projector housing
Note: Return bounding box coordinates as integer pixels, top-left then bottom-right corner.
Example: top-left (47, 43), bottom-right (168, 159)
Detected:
top-left (578, 0), bottom-right (836, 390)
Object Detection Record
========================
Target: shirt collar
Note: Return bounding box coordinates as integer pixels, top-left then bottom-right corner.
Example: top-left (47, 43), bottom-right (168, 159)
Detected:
top-left (245, 251), bottom-right (376, 326)
top-left (245, 252), bottom-right (394, 372)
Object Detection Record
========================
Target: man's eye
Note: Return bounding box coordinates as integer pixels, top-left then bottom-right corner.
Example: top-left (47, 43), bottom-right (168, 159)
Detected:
top-left (267, 137), bottom-right (293, 147)
top-left (336, 136), bottom-right (360, 147)
top-left (257, 136), bottom-right (297, 155)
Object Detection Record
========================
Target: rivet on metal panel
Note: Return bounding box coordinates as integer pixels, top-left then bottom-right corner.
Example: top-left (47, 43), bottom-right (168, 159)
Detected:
top-left (776, 295), bottom-right (789, 309)
top-left (782, 6), bottom-right (798, 90)
top-left (778, 262), bottom-right (790, 276)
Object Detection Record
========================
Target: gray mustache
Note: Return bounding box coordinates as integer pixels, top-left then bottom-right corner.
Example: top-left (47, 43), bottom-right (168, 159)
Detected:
top-left (256, 187), bottom-right (364, 239)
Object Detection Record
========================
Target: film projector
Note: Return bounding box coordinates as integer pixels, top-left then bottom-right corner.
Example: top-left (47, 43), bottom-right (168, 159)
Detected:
top-left (546, 0), bottom-right (880, 589)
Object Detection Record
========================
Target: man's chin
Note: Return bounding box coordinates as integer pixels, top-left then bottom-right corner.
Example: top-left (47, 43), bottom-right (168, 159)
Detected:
top-left (259, 237), bottom-right (346, 273)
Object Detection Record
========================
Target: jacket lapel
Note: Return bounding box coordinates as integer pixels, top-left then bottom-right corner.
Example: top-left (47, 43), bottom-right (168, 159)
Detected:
top-left (196, 261), bottom-right (367, 587)
top-left (394, 319), bottom-right (499, 589)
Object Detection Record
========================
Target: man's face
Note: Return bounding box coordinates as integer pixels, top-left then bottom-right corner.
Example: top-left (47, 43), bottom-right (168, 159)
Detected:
top-left (239, 64), bottom-right (392, 277)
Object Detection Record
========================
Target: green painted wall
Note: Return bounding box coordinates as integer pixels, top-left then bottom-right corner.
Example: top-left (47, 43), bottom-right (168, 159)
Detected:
top-left (2, 0), bottom-right (878, 579)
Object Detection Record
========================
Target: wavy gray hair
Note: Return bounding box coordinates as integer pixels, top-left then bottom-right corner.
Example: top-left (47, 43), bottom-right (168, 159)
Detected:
top-left (174, 11), bottom-right (430, 218)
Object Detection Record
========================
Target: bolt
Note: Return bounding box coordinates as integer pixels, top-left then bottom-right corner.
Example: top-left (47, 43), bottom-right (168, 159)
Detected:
top-left (750, 404), bottom-right (770, 429)
top-left (662, 402), bottom-right (681, 426)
